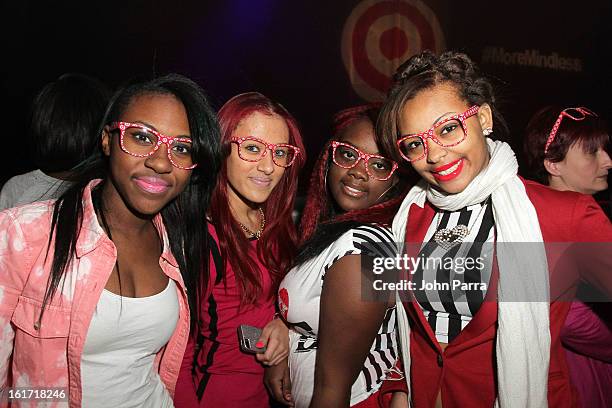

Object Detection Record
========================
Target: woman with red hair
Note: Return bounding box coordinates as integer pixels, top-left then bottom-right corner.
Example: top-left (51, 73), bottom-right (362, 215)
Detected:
top-left (175, 92), bottom-right (306, 407)
top-left (523, 105), bottom-right (612, 408)
top-left (268, 105), bottom-right (408, 407)
top-left (523, 105), bottom-right (611, 196)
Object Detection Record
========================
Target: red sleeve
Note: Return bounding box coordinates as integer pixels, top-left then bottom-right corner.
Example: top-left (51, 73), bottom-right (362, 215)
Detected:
top-left (572, 195), bottom-right (612, 295)
top-left (378, 359), bottom-right (408, 407)
top-left (574, 194), bottom-right (612, 242)
top-left (173, 330), bottom-right (200, 407)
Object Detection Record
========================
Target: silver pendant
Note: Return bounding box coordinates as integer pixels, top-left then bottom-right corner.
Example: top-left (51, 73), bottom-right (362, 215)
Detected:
top-left (433, 224), bottom-right (469, 250)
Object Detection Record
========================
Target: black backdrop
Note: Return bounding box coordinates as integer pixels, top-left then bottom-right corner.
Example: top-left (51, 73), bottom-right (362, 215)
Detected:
top-left (1, 0), bottom-right (610, 188)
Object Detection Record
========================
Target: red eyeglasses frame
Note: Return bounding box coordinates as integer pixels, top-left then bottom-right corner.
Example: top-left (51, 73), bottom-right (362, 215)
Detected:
top-left (230, 136), bottom-right (301, 168)
top-left (109, 121), bottom-right (197, 170)
top-left (396, 105), bottom-right (480, 162)
top-left (331, 140), bottom-right (398, 181)
top-left (543, 107), bottom-right (597, 155)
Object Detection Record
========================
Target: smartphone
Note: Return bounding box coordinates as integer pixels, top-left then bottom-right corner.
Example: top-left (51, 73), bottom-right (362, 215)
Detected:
top-left (237, 324), bottom-right (266, 354)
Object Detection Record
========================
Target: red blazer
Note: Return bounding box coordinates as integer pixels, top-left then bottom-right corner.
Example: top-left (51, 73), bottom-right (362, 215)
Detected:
top-left (393, 179), bottom-right (612, 408)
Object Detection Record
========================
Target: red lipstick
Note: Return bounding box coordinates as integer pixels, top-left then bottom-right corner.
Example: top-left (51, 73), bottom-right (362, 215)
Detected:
top-left (432, 158), bottom-right (464, 182)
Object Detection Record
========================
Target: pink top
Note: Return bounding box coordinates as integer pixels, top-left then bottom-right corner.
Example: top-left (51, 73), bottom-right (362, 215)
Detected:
top-left (174, 223), bottom-right (275, 406)
top-left (0, 180), bottom-right (191, 408)
top-left (561, 301), bottom-right (612, 408)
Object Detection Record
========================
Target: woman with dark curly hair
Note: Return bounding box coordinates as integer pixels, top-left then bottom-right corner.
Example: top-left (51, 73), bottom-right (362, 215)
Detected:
top-left (377, 51), bottom-right (612, 407)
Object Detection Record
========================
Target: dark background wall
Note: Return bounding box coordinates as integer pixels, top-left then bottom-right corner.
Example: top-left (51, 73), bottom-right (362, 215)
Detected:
top-left (1, 0), bottom-right (610, 187)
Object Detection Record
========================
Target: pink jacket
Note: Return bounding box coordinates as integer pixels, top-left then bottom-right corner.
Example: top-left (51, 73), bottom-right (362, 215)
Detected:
top-left (0, 180), bottom-right (191, 407)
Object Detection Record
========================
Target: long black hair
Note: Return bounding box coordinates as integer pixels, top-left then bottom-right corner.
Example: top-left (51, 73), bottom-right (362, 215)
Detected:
top-left (40, 74), bottom-right (221, 329)
top-left (29, 73), bottom-right (110, 173)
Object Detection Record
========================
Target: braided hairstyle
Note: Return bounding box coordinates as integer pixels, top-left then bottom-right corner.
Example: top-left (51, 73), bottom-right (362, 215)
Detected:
top-left (377, 50), bottom-right (508, 162)
top-left (295, 105), bottom-right (408, 265)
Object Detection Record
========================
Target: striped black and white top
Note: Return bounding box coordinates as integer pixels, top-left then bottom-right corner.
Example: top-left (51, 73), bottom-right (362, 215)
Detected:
top-left (413, 199), bottom-right (495, 344)
top-left (279, 225), bottom-right (398, 407)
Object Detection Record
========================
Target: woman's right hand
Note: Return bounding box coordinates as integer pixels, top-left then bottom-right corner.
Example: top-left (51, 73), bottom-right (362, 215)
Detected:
top-left (264, 358), bottom-right (294, 406)
top-left (255, 317), bottom-right (289, 366)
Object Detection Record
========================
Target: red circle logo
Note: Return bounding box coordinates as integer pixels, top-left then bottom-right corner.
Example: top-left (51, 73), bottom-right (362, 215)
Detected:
top-left (342, 0), bottom-right (445, 102)
top-left (278, 288), bottom-right (289, 320)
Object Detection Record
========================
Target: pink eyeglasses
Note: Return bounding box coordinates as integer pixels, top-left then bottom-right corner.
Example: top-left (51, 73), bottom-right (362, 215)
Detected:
top-left (109, 121), bottom-right (197, 170)
top-left (230, 136), bottom-right (301, 168)
top-left (396, 105), bottom-right (480, 162)
top-left (331, 141), bottom-right (398, 180)
top-left (544, 107), bottom-right (597, 154)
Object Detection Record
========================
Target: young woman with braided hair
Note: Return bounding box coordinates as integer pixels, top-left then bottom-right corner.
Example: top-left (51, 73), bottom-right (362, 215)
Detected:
top-left (377, 50), bottom-right (612, 407)
top-left (268, 105), bottom-right (409, 407)
top-left (298, 105), bottom-right (406, 234)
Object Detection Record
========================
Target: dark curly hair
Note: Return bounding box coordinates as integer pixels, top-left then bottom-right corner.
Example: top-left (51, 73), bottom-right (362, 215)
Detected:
top-left (523, 105), bottom-right (609, 184)
top-left (377, 50), bottom-right (508, 162)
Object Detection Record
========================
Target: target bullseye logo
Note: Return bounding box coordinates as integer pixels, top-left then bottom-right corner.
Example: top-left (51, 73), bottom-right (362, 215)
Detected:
top-left (342, 0), bottom-right (445, 102)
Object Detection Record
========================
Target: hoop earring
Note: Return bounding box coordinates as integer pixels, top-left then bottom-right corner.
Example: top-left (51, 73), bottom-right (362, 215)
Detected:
top-left (323, 165), bottom-right (329, 194)
top-left (374, 181), bottom-right (397, 204)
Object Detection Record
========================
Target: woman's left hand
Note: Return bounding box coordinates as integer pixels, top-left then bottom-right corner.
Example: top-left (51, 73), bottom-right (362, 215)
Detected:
top-left (264, 358), bottom-right (294, 406)
top-left (255, 317), bottom-right (289, 366)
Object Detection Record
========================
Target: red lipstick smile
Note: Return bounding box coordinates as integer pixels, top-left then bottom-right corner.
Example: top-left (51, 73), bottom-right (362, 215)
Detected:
top-left (432, 158), bottom-right (464, 182)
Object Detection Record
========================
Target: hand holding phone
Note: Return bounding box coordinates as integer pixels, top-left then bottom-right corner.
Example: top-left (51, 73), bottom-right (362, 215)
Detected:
top-left (238, 324), bottom-right (266, 354)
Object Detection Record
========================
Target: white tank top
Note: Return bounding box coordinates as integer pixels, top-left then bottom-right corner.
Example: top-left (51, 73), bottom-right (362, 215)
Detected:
top-left (81, 279), bottom-right (179, 407)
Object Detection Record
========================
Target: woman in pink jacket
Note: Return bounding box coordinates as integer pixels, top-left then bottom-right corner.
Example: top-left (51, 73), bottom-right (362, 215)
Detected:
top-left (0, 74), bottom-right (221, 407)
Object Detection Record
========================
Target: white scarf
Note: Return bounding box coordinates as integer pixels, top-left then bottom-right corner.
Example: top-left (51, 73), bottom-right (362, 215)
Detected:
top-left (392, 139), bottom-right (550, 407)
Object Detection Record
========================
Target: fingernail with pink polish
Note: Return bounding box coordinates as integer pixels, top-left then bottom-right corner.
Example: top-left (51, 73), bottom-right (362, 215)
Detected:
top-left (256, 341), bottom-right (264, 348)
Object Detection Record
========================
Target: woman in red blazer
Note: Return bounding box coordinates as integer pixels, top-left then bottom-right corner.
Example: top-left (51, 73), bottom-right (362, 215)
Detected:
top-left (376, 51), bottom-right (612, 408)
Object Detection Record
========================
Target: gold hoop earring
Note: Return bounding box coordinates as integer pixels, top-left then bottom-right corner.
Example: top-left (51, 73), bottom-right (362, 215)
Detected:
top-left (323, 165), bottom-right (329, 194)
top-left (374, 181), bottom-right (397, 204)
